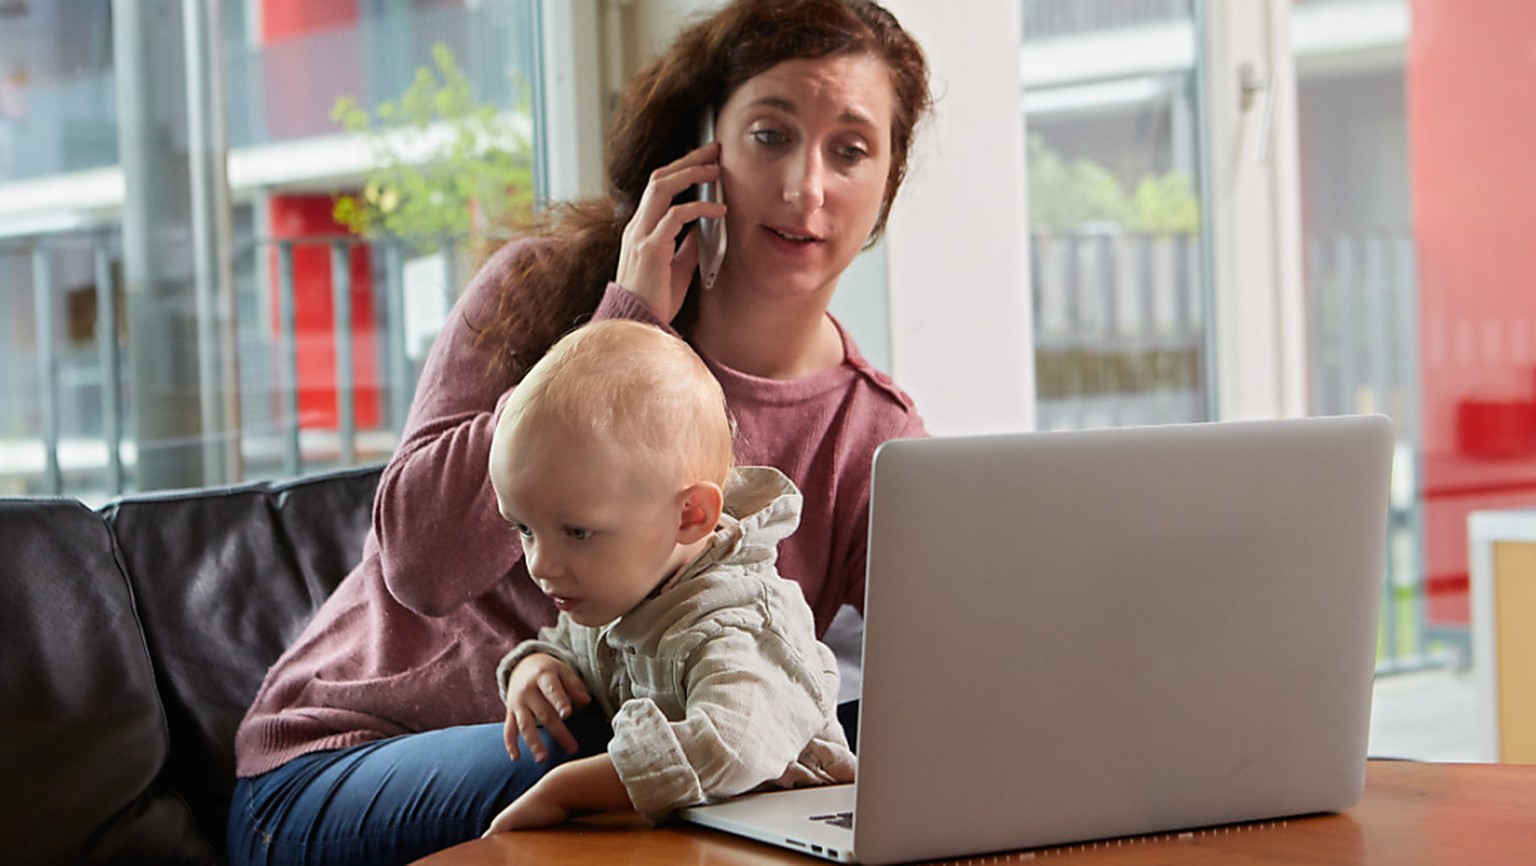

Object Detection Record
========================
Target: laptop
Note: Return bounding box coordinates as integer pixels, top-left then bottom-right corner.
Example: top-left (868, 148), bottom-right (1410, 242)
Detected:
top-left (680, 414), bottom-right (1394, 864)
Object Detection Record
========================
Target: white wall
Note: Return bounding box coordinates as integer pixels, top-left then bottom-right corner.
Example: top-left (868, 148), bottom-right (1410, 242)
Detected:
top-left (538, 0), bottom-right (607, 201)
top-left (881, 0), bottom-right (1034, 435)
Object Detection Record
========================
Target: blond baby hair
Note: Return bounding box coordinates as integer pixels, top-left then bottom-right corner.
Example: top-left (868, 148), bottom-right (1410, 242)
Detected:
top-left (496, 320), bottom-right (734, 487)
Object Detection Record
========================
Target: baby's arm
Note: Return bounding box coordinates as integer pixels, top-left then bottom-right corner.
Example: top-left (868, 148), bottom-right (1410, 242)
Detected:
top-left (608, 625), bottom-right (846, 820)
top-left (482, 754), bottom-right (634, 834)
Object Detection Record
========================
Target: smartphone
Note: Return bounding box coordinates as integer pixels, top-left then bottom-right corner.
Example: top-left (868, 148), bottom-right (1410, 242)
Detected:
top-left (695, 112), bottom-right (727, 291)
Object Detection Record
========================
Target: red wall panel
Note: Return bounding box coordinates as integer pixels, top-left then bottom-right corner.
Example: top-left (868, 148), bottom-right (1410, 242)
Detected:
top-left (267, 194), bottom-right (381, 431)
top-left (1408, 0), bottom-right (1536, 626)
top-left (261, 0), bottom-right (360, 40)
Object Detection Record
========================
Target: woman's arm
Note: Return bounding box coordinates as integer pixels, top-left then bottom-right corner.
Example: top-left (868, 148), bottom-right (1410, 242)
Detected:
top-left (373, 242), bottom-right (531, 616)
top-left (840, 407), bottom-right (930, 615)
top-left (374, 245), bottom-right (686, 617)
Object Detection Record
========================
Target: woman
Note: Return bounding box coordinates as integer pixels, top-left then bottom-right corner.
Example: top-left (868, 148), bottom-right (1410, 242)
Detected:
top-left (228, 1), bottom-right (931, 863)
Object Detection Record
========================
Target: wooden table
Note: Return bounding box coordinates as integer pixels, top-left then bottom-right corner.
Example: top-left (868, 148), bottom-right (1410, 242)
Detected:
top-left (412, 761), bottom-right (1536, 865)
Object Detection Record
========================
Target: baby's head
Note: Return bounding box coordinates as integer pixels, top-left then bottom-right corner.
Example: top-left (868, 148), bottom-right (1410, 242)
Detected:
top-left (494, 319), bottom-right (733, 488)
top-left (488, 320), bottom-right (733, 625)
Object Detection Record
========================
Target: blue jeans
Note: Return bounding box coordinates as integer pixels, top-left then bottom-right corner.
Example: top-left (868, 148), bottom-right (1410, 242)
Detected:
top-left (226, 709), bottom-right (613, 866)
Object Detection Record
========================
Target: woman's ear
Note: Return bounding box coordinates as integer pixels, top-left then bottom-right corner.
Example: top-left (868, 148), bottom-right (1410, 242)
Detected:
top-left (676, 481), bottom-right (725, 544)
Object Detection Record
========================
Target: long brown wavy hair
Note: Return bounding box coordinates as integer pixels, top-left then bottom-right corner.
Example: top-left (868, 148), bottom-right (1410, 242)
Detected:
top-left (480, 0), bottom-right (931, 383)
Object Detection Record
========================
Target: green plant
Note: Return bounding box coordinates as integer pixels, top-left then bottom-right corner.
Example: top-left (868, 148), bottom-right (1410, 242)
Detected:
top-left (1026, 134), bottom-right (1200, 234)
top-left (330, 43), bottom-right (533, 251)
top-left (1131, 171), bottom-right (1200, 235)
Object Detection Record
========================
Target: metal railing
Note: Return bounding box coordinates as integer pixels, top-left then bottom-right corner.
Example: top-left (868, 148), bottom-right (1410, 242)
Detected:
top-left (1305, 229), bottom-right (1432, 669)
top-left (1032, 225), bottom-right (1430, 670)
top-left (1031, 230), bottom-right (1207, 430)
top-left (0, 230), bottom-right (492, 502)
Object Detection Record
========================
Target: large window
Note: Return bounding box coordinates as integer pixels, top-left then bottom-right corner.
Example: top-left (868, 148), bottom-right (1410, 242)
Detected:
top-left (0, 0), bottom-right (540, 498)
top-left (1021, 0), bottom-right (1209, 432)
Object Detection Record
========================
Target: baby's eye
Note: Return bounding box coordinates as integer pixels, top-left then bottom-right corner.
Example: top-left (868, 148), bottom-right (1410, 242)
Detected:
top-left (512, 523), bottom-right (534, 539)
top-left (565, 527), bottom-right (594, 541)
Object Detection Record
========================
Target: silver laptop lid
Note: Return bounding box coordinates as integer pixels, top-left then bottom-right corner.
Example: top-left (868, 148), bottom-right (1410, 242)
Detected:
top-left (853, 415), bottom-right (1394, 865)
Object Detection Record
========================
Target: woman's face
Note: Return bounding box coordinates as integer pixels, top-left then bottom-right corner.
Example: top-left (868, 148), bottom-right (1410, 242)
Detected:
top-left (713, 52), bottom-right (895, 304)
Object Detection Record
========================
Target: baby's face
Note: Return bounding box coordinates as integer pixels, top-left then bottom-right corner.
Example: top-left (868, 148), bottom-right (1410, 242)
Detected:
top-left (490, 423), bottom-right (692, 627)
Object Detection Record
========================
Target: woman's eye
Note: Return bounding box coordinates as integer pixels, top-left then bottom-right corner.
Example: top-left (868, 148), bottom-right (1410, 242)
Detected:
top-left (836, 143), bottom-right (870, 162)
top-left (750, 127), bottom-right (788, 147)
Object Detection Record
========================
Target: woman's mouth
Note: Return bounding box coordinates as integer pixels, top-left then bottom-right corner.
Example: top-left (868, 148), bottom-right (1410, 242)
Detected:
top-left (767, 226), bottom-right (822, 245)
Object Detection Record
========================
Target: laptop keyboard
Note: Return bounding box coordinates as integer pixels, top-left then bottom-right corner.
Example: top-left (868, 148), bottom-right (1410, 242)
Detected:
top-left (809, 811), bottom-right (854, 830)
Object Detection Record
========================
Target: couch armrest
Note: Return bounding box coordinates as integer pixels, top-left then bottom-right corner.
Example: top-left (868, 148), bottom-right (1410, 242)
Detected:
top-left (0, 497), bottom-right (211, 864)
top-left (102, 464), bottom-right (383, 857)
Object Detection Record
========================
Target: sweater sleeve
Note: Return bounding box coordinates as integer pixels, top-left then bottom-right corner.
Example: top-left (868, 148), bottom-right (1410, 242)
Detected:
top-left (606, 624), bottom-right (837, 821)
top-left (373, 241), bottom-right (527, 617)
top-left (591, 281), bottom-right (677, 334)
top-left (841, 407), bottom-right (930, 614)
top-left (495, 617), bottom-right (585, 700)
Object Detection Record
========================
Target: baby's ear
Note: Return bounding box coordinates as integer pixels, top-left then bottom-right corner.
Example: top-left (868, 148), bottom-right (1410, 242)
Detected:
top-left (677, 481), bottom-right (725, 544)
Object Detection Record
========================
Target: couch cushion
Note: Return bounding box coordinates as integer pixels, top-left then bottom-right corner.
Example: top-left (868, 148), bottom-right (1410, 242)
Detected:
top-left (0, 497), bottom-right (211, 864)
top-left (102, 465), bottom-right (382, 855)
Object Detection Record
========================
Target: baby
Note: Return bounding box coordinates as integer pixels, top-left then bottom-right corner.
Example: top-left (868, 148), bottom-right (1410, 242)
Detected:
top-left (484, 319), bottom-right (855, 832)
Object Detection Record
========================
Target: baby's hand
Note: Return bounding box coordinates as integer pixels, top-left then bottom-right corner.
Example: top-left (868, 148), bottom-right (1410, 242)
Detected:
top-left (482, 755), bottom-right (630, 835)
top-left (482, 786), bottom-right (571, 835)
top-left (503, 653), bottom-right (591, 761)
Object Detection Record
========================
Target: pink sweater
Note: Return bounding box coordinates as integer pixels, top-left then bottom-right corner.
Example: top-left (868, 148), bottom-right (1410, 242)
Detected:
top-left (234, 240), bottom-right (926, 778)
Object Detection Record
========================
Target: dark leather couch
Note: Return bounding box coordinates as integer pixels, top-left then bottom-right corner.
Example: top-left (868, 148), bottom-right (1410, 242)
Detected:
top-left (0, 465), bottom-right (383, 865)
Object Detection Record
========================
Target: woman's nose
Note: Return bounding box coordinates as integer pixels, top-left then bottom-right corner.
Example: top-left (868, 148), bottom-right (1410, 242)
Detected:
top-left (783, 148), bottom-right (826, 210)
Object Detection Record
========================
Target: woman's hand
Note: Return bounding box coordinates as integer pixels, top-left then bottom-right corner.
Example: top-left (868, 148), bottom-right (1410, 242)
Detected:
top-left (614, 142), bottom-right (727, 322)
top-left (503, 653), bottom-right (592, 762)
